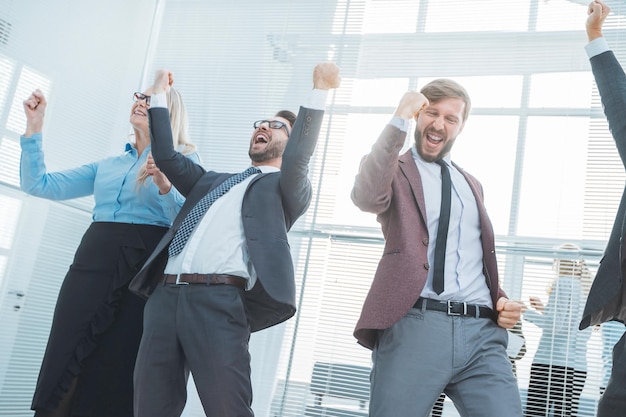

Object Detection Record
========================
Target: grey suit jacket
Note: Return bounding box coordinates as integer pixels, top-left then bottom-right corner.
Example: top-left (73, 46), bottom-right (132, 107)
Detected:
top-left (129, 106), bottom-right (324, 332)
top-left (351, 124), bottom-right (505, 349)
top-left (580, 50), bottom-right (626, 329)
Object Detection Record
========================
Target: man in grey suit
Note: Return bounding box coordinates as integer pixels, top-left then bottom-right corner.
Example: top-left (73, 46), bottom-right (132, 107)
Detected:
top-left (129, 63), bottom-right (340, 417)
top-left (351, 80), bottom-right (523, 416)
top-left (579, 2), bottom-right (626, 416)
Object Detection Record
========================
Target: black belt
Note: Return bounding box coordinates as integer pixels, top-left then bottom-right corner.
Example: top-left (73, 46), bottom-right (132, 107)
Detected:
top-left (163, 273), bottom-right (246, 290)
top-left (413, 297), bottom-right (494, 320)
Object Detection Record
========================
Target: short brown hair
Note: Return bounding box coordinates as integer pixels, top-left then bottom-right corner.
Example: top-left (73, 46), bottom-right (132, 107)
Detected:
top-left (420, 79), bottom-right (471, 123)
top-left (275, 110), bottom-right (296, 129)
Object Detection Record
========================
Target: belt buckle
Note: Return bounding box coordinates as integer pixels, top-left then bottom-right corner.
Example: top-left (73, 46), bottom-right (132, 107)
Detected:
top-left (175, 274), bottom-right (189, 285)
top-left (447, 300), bottom-right (466, 316)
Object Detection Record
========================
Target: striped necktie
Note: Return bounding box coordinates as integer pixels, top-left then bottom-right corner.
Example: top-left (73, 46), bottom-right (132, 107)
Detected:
top-left (168, 166), bottom-right (261, 257)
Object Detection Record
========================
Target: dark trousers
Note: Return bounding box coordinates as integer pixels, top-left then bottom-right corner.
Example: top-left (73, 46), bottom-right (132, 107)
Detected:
top-left (598, 332), bottom-right (626, 417)
top-left (134, 283), bottom-right (253, 417)
top-left (524, 363), bottom-right (586, 417)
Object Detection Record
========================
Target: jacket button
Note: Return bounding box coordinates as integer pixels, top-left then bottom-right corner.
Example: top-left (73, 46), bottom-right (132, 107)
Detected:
top-left (422, 237), bottom-right (429, 246)
top-left (423, 262), bottom-right (430, 270)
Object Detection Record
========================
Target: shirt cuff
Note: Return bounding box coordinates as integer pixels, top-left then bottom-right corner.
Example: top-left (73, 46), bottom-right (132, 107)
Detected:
top-left (585, 37), bottom-right (609, 59)
top-left (389, 117), bottom-right (410, 132)
top-left (150, 92), bottom-right (168, 108)
top-left (20, 132), bottom-right (43, 148)
top-left (305, 89), bottom-right (329, 110)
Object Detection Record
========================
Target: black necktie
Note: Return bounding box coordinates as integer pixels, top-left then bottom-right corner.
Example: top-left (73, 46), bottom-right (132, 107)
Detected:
top-left (168, 167), bottom-right (261, 257)
top-left (433, 160), bottom-right (451, 295)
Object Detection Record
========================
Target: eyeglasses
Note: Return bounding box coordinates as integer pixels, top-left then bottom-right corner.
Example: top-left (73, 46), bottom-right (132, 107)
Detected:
top-left (133, 92), bottom-right (151, 106)
top-left (253, 119), bottom-right (290, 134)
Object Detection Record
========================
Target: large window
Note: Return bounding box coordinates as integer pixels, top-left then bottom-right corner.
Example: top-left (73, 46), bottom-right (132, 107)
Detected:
top-left (0, 0), bottom-right (624, 416)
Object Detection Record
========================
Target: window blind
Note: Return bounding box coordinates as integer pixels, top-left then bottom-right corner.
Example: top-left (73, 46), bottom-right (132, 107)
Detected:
top-left (1, 0), bottom-right (625, 416)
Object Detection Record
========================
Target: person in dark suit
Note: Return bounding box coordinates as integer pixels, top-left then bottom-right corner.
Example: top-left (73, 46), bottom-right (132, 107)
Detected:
top-left (579, 2), bottom-right (626, 416)
top-left (351, 81), bottom-right (523, 416)
top-left (129, 63), bottom-right (340, 417)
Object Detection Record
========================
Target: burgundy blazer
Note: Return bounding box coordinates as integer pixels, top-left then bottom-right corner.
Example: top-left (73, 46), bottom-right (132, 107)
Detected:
top-left (351, 124), bottom-right (506, 349)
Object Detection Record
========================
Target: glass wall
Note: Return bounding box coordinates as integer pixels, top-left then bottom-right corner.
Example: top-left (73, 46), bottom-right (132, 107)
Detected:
top-left (0, 0), bottom-right (624, 416)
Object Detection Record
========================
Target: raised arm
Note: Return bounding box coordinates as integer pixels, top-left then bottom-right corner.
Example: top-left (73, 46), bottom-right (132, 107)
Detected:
top-left (20, 90), bottom-right (97, 199)
top-left (351, 91), bottom-right (428, 214)
top-left (586, 1), bottom-right (626, 167)
top-left (279, 62), bottom-right (340, 221)
top-left (147, 70), bottom-right (206, 196)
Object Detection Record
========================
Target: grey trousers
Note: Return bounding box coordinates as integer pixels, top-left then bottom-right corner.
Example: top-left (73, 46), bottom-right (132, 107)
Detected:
top-left (133, 283), bottom-right (253, 417)
top-left (369, 306), bottom-right (523, 417)
top-left (597, 331), bottom-right (626, 417)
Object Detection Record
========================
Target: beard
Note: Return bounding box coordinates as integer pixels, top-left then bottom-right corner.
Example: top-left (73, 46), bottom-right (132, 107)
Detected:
top-left (248, 140), bottom-right (286, 163)
top-left (414, 128), bottom-right (455, 162)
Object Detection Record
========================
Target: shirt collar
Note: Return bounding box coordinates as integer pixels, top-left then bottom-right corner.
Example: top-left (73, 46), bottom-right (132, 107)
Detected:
top-left (125, 142), bottom-right (152, 156)
top-left (410, 145), bottom-right (452, 166)
top-left (253, 165), bottom-right (280, 173)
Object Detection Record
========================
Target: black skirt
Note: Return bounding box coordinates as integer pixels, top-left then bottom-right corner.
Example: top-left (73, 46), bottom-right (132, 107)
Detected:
top-left (31, 222), bottom-right (167, 417)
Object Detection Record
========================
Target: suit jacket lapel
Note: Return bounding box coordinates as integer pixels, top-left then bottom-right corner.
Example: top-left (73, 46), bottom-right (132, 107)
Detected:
top-left (398, 150), bottom-right (427, 225)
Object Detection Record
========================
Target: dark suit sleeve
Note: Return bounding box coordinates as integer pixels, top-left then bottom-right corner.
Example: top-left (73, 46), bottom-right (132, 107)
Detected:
top-left (591, 51), bottom-right (626, 166)
top-left (148, 107), bottom-right (206, 196)
top-left (279, 106), bottom-right (324, 224)
top-left (580, 49), bottom-right (626, 329)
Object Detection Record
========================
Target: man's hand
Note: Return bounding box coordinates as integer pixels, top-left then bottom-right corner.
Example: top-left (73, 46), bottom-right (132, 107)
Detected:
top-left (587, 0), bottom-right (610, 42)
top-left (146, 153), bottom-right (172, 194)
top-left (393, 91), bottom-right (429, 120)
top-left (496, 297), bottom-right (522, 329)
top-left (23, 89), bottom-right (47, 137)
top-left (313, 62), bottom-right (341, 90)
top-left (151, 69), bottom-right (174, 95)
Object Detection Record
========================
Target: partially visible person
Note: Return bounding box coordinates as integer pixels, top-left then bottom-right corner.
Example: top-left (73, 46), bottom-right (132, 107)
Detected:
top-left (523, 243), bottom-right (592, 417)
top-left (129, 63), bottom-right (341, 417)
top-left (579, 2), bottom-right (626, 416)
top-left (351, 79), bottom-right (523, 417)
top-left (21, 83), bottom-right (199, 417)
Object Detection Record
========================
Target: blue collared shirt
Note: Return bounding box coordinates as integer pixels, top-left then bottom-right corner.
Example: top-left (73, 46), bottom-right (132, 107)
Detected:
top-left (20, 133), bottom-right (199, 227)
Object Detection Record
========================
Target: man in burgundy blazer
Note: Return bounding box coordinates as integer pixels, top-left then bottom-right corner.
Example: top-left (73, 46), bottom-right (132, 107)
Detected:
top-left (352, 80), bottom-right (523, 416)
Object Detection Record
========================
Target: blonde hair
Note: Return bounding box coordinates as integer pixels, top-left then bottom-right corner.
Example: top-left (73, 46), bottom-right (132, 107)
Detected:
top-left (137, 87), bottom-right (196, 184)
top-left (549, 243), bottom-right (592, 297)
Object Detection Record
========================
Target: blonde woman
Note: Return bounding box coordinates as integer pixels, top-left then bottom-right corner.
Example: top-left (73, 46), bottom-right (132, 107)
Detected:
top-left (21, 83), bottom-right (199, 417)
top-left (523, 243), bottom-right (593, 417)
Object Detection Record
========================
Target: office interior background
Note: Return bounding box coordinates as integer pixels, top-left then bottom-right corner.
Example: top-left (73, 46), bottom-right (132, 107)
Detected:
top-left (1, 0), bottom-right (625, 415)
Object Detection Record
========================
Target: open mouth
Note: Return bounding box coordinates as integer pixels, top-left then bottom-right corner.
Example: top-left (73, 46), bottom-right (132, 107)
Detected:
top-left (426, 132), bottom-right (443, 144)
top-left (254, 133), bottom-right (269, 144)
